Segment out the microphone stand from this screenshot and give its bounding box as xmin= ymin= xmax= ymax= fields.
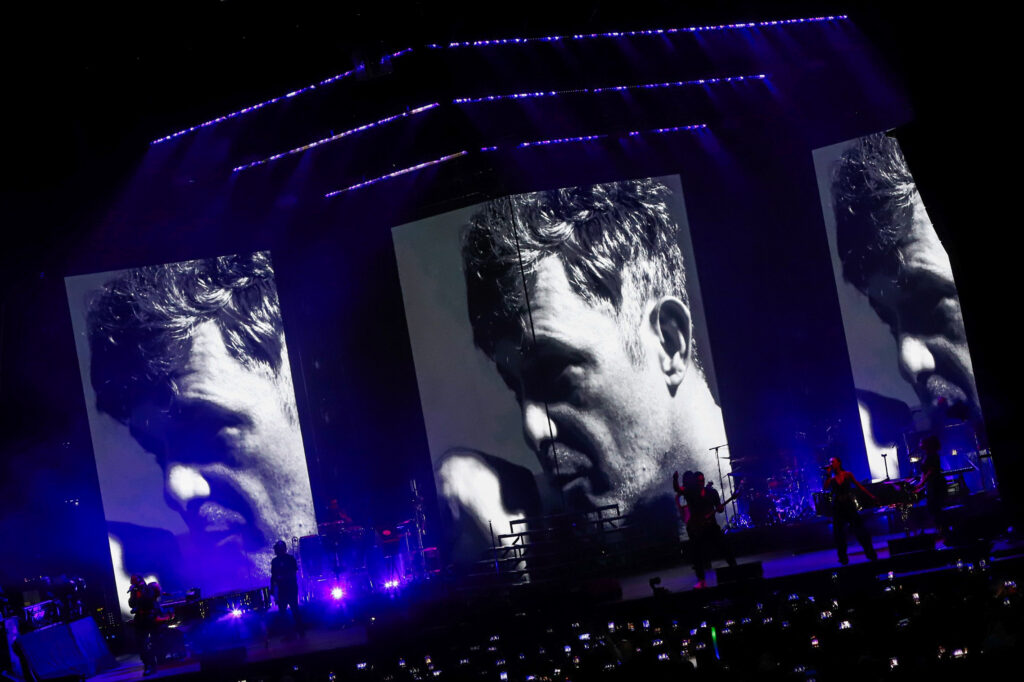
xmin=709 ymin=444 xmax=731 ymax=523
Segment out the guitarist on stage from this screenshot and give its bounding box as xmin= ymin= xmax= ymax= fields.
xmin=914 ymin=435 xmax=950 ymax=543
xmin=674 ymin=471 xmax=737 ymax=588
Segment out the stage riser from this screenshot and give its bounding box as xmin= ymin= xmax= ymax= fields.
xmin=711 ymin=494 xmax=1003 ymax=557
xmin=717 ymin=561 xmax=765 ymax=584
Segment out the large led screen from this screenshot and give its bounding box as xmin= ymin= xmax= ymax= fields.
xmin=393 ymin=175 xmax=730 ymax=568
xmin=813 ymin=133 xmax=988 ymax=486
xmin=66 ymin=251 xmax=316 ymax=612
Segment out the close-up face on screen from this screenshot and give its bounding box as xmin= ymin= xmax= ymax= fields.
xmin=66 ymin=251 xmax=316 ymax=612
xmin=393 ymin=176 xmax=729 ymax=564
xmin=814 ymin=133 xmax=984 ymax=481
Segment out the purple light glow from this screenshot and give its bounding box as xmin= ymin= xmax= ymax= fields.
xmin=151 ymin=48 xmax=415 ymax=145
xmin=331 ymin=587 xmax=344 ymax=600
xmin=231 ymin=608 xmax=242 ymax=618
xmin=233 ymin=103 xmax=440 ymax=172
xmin=427 ymin=15 xmax=847 ymax=49
xmin=454 ymin=73 xmax=766 ymax=104
xmin=324 ymin=151 xmax=468 ymax=197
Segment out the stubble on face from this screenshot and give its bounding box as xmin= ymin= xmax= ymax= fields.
xmin=496 ymin=257 xmax=676 ymax=514
xmin=865 ymin=196 xmax=979 ymax=419
xmin=158 ymin=321 xmax=316 ymax=577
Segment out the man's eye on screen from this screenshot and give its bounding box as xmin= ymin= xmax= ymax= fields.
xmin=898 ymin=296 xmax=963 ymax=340
xmin=166 ymin=432 xmax=231 ymax=465
xmin=176 ymin=401 xmax=248 ymax=431
xmin=930 ymin=299 xmax=965 ymax=339
xmin=166 ymin=407 xmax=246 ymax=462
xmin=524 ymin=362 xmax=581 ymax=403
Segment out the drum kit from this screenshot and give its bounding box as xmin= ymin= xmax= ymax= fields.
xmin=725 ymin=461 xmax=819 ymax=529
xmin=724 ymin=457 xmax=933 ymax=530
xmin=298 ymin=481 xmax=430 ymax=599
xmin=297 ymin=518 xmax=419 ymax=598
xmin=714 ymin=413 xmax=990 ymax=532
xmin=713 ymin=435 xmax=837 ymax=531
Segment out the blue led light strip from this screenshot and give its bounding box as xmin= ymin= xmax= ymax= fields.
xmin=324 ymin=151 xmax=469 ymax=197
xmin=427 ymin=15 xmax=846 ymax=48
xmin=239 ymin=73 xmax=751 ymax=174
xmin=154 ymin=15 xmax=840 ymax=145
xmin=518 ymin=133 xmax=608 ymax=147
xmin=325 ymin=124 xmax=705 ymax=196
xmin=151 ymin=48 xmax=415 ymax=145
xmin=233 ymin=103 xmax=440 ymax=172
xmin=454 ymin=73 xmax=765 ymax=104
xmin=480 ymin=123 xmax=707 ymax=150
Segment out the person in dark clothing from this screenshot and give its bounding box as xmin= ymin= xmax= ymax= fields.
xmin=916 ymin=435 xmax=949 ymax=542
xmin=127 ymin=575 xmax=162 ymax=677
xmin=324 ymin=498 xmax=353 ymax=525
xmin=270 ymin=540 xmax=304 ymax=636
xmin=824 ymin=457 xmax=879 ymax=565
xmin=675 ymin=470 xmax=736 ymax=588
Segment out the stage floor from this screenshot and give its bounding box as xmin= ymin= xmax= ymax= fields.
xmin=619 ymin=528 xmax=1023 ymax=600
xmin=87 ymin=526 xmax=1022 ymax=680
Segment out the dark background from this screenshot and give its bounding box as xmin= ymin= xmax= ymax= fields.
xmin=1 ymin=2 xmax=1016 ymax=591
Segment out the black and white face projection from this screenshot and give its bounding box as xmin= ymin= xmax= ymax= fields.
xmin=66 ymin=251 xmax=316 ymax=611
xmin=392 ymin=176 xmax=729 ymax=567
xmin=813 ymin=133 xmax=987 ymax=485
